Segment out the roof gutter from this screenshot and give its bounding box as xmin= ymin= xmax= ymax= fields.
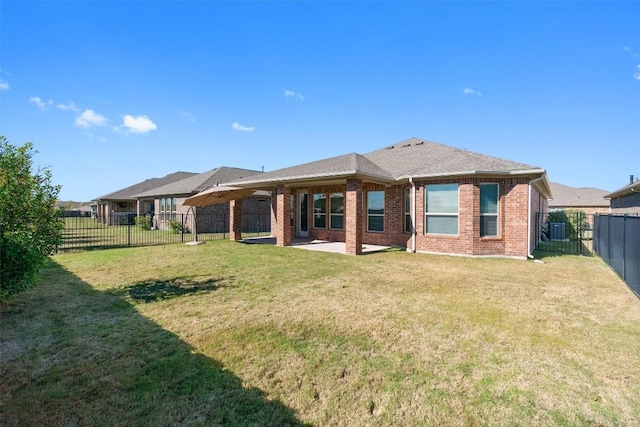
xmin=527 ymin=174 xmax=547 ymax=259
xmin=397 ymin=168 xmax=547 ymax=181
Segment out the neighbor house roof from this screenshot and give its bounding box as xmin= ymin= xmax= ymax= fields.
xmin=134 ymin=166 xmax=264 ymax=198
xmin=605 ymin=179 xmax=640 ymax=200
xmin=548 ymin=182 xmax=610 ymax=208
xmin=229 ymin=137 xmax=552 ymax=198
xmin=94 ymin=171 xmax=198 ymax=201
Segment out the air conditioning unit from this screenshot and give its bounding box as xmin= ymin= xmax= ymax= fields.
xmin=549 ymin=222 xmax=566 ymax=240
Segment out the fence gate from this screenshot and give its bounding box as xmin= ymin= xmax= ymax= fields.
xmin=534 ymin=211 xmax=594 ymax=255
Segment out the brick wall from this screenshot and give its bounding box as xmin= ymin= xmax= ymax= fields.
xmin=263 ymin=177 xmax=542 ymax=258
xmin=611 ymin=192 xmax=640 ymax=215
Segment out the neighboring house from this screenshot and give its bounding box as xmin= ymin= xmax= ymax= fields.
xmin=94 ymin=171 xmax=198 ymax=225
xmin=548 ymin=182 xmax=610 ymax=216
xmin=226 ymin=137 xmax=552 ymax=258
xmin=133 ymin=166 xmax=270 ymax=233
xmin=605 ymin=176 xmax=640 ymax=215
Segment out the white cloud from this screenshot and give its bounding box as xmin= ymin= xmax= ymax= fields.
xmin=122 ymin=114 xmax=157 ymax=134
xmin=180 ymin=111 xmax=195 ymax=122
xmin=57 ymin=101 xmax=80 ymax=112
xmin=231 ymin=121 xmax=255 ymax=132
xmin=0 ymin=81 xmax=8 ymax=91
xmin=634 ymin=65 xmax=640 ymax=81
xmin=29 ymin=96 xmax=54 ymax=109
xmin=75 ymin=109 xmax=107 ymax=128
xmin=463 ymin=87 xmax=482 ymax=96
xmin=284 ymin=89 xmax=304 ymax=100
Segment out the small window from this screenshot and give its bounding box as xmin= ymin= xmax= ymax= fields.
xmin=171 ymin=197 xmax=177 ymax=214
xmin=404 ymin=187 xmax=411 ymax=233
xmin=367 ymin=191 xmax=385 ymax=232
xmin=313 ymin=193 xmax=326 ymax=228
xmin=425 ymin=184 xmax=458 ymax=235
xmin=480 ymin=183 xmax=499 ymax=237
xmin=330 ymin=193 xmax=344 ymax=230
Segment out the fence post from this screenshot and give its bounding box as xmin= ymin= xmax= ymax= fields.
xmin=181 ymin=214 xmax=185 ymax=243
xmin=623 ymin=215 xmax=627 ymax=281
xmin=127 ymin=215 xmax=132 ymax=247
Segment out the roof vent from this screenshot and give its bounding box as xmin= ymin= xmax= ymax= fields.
xmin=631 ymin=174 xmax=635 ymax=185
xmin=415 ymin=141 xmax=424 ymax=146
xmin=387 ymin=145 xmax=395 ymax=149
xmin=402 ymin=143 xmax=411 ymax=147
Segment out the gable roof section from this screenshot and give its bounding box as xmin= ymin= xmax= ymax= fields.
xmin=94 ymin=171 xmax=197 ymax=201
xmin=230 ymin=152 xmax=394 ymax=186
xmin=229 ymin=137 xmax=549 ymax=196
xmin=134 ymin=166 xmax=263 ymax=198
xmin=605 ymin=179 xmax=640 ymax=199
xmin=549 ymin=182 xmax=610 ymax=207
xmin=365 ymin=138 xmax=543 ymax=179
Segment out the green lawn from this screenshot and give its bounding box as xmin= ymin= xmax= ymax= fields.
xmin=2 ymin=241 xmax=640 ymax=426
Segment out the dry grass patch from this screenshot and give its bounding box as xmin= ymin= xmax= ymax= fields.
xmin=2 ymin=240 xmax=640 ymax=426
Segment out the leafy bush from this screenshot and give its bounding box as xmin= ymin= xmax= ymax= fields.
xmin=168 ymin=219 xmax=183 ymax=234
xmin=0 ymin=137 xmax=63 ymax=300
xmin=546 ymin=209 xmax=587 ymax=240
xmin=135 ymin=215 xmax=152 ymax=231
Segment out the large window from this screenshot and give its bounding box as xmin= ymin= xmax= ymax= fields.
xmin=480 ymin=183 xmax=499 ymax=237
xmin=367 ymin=191 xmax=385 ymax=232
xmin=313 ymin=193 xmax=326 ymax=228
xmin=404 ymin=187 xmax=411 ymax=233
xmin=425 ymin=184 xmax=458 ymax=235
xmin=330 ymin=193 xmax=344 ymax=230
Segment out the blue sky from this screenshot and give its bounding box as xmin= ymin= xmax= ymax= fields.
xmin=1 ymin=1 xmax=638 ymax=201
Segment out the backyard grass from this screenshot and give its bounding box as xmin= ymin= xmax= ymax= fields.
xmin=2 ymin=241 xmax=640 ymax=426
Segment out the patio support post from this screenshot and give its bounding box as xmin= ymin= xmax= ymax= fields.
xmin=345 ymin=178 xmax=363 ymax=255
xmin=275 ymin=184 xmax=291 ymax=247
xmin=229 ymin=199 xmax=243 ymax=241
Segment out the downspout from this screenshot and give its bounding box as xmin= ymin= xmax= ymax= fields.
xmin=527 ymin=175 xmax=545 ymax=258
xmin=409 ymin=177 xmax=416 ymax=253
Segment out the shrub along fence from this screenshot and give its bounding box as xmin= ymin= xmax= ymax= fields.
xmin=57 ymin=212 xmax=271 ymax=253
xmin=534 ymin=211 xmax=594 ymax=255
xmin=593 ymin=214 xmax=640 ymax=298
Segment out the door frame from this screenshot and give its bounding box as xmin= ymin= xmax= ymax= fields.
xmin=298 ymin=190 xmax=309 ymax=237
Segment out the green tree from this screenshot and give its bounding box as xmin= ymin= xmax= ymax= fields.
xmin=0 ymin=136 xmax=63 ymax=300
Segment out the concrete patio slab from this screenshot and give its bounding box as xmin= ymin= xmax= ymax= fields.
xmin=241 ymin=236 xmax=391 ymax=255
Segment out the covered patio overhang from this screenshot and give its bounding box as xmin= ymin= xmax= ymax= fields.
xmin=227 ymin=173 xmax=395 ymax=255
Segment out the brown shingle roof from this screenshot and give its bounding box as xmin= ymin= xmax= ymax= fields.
xmin=229 ymin=137 xmax=548 ymax=193
xmin=94 ymin=171 xmax=197 ymax=201
xmin=134 ymin=167 xmax=263 ymax=198
xmin=366 ymin=138 xmax=541 ymax=179
xmin=549 ymin=182 xmax=610 ymax=207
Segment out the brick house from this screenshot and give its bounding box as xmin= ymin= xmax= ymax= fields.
xmin=226 ymin=137 xmax=552 ymax=258
xmin=606 ymin=176 xmax=640 ymax=215
xmin=548 ymin=182 xmax=610 ymax=223
xmin=134 ymin=166 xmax=270 ymax=233
xmin=94 ymin=171 xmax=197 ymax=225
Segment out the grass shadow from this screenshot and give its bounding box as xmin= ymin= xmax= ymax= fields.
xmin=107 ymin=277 xmax=224 ymax=303
xmin=0 ymin=259 xmax=308 ymax=426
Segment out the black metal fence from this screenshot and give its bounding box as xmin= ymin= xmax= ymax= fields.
xmin=534 ymin=211 xmax=594 ymax=255
xmin=57 ymin=212 xmax=271 ymax=253
xmin=593 ymin=214 xmax=640 ymax=297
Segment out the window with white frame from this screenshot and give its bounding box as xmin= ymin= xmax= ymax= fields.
xmin=404 ymin=187 xmax=411 ymax=233
xmin=425 ymin=184 xmax=459 ymax=235
xmin=480 ymin=183 xmax=499 ymax=237
xmin=313 ymin=193 xmax=326 ymax=228
xmin=367 ymin=191 xmax=385 ymax=232
xmin=330 ymin=193 xmax=344 ymax=230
